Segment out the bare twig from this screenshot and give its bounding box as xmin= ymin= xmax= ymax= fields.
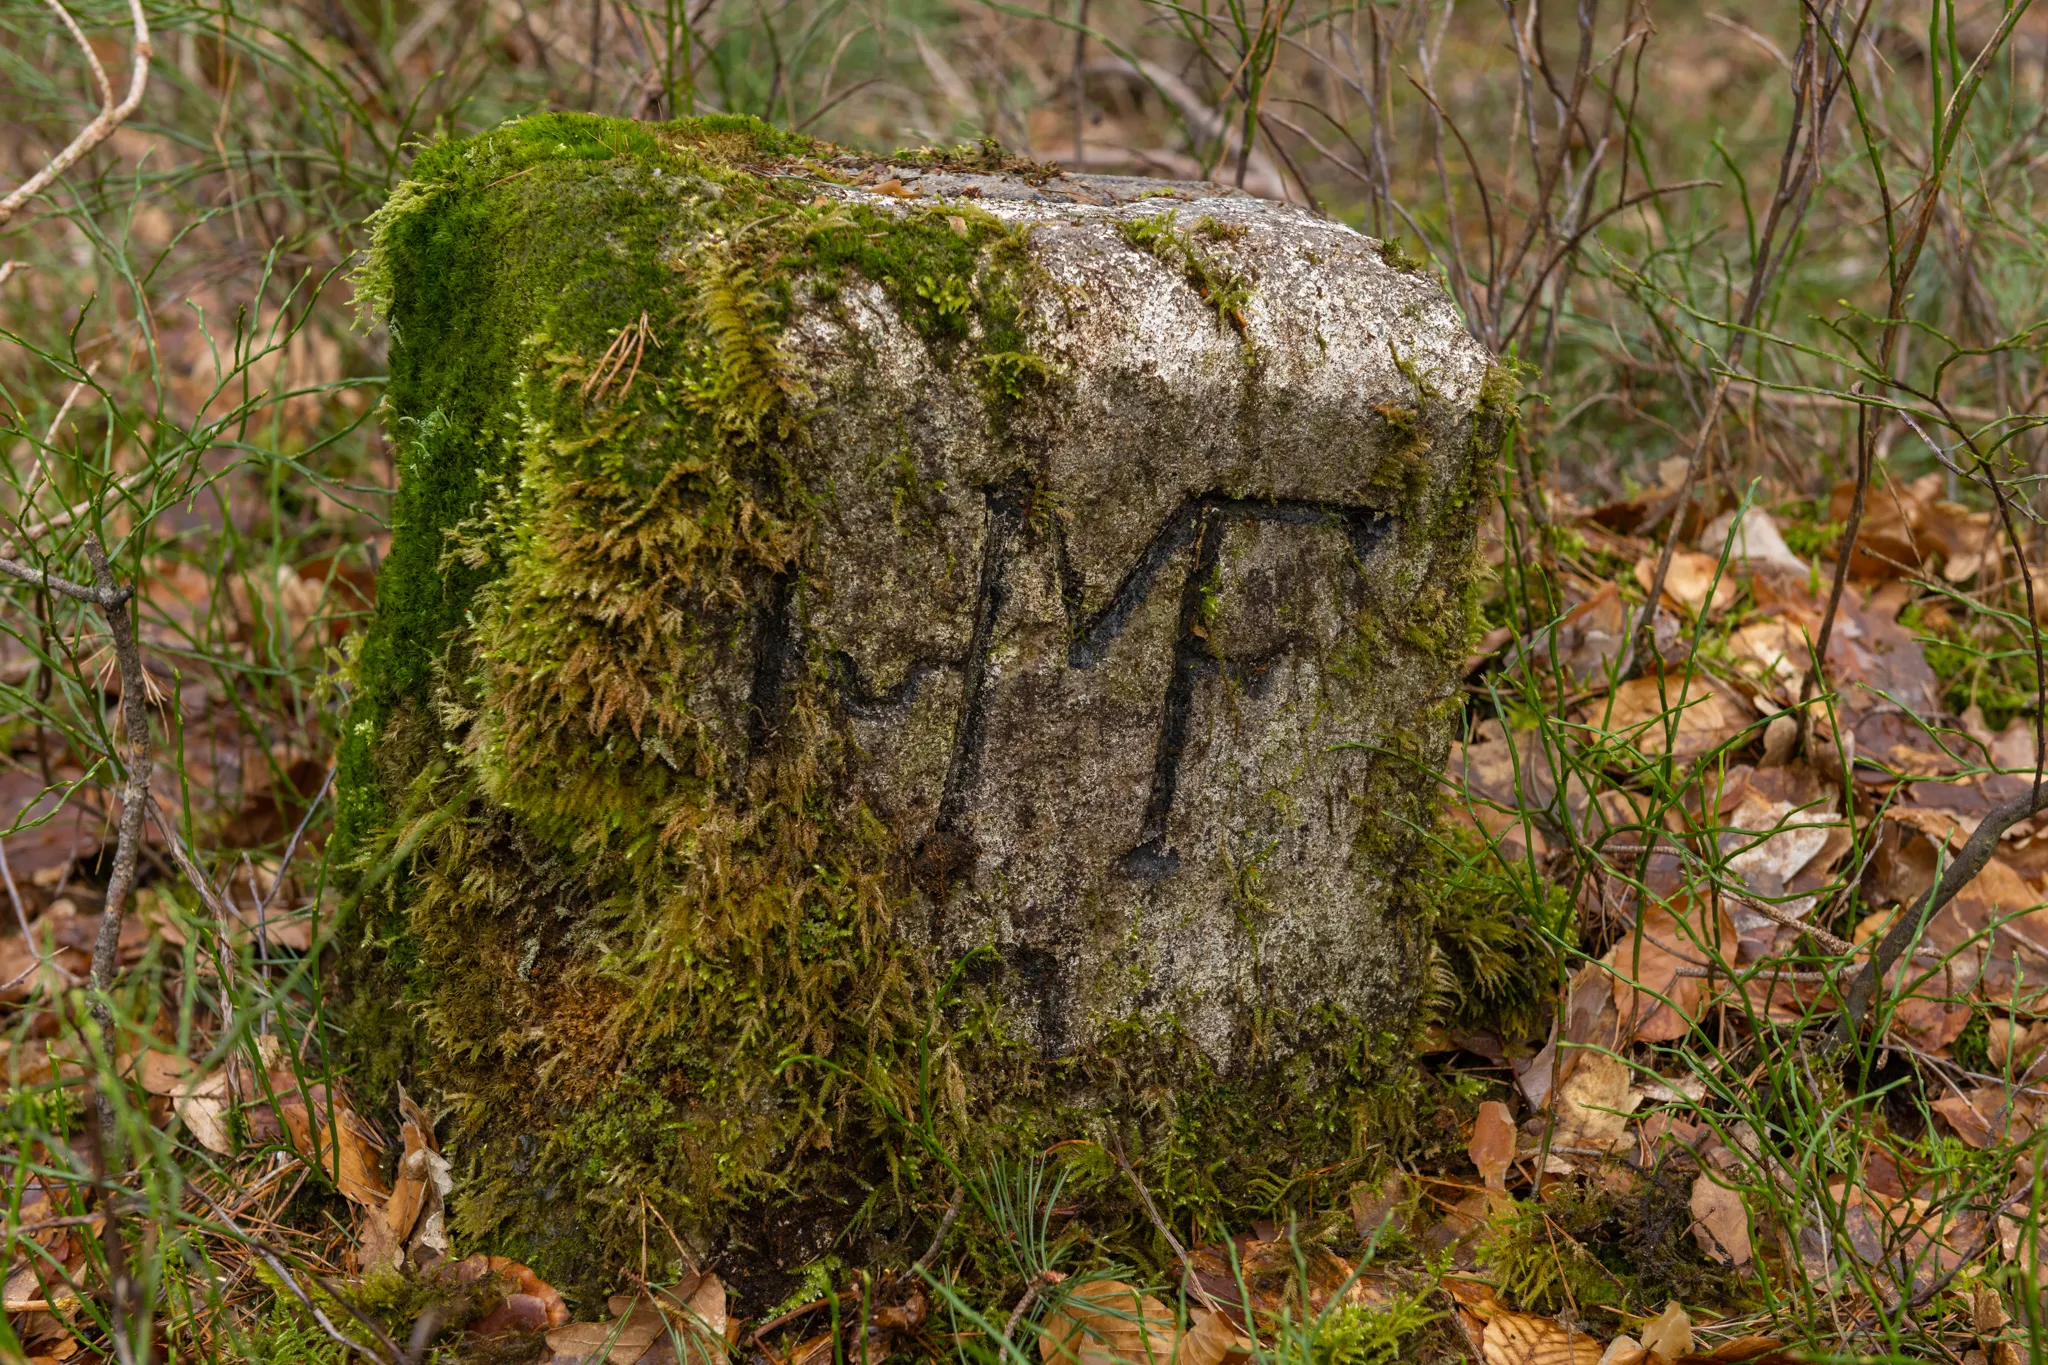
xmin=0 ymin=0 xmax=152 ymax=228
xmin=1812 ymin=0 xmax=2041 ymax=711
xmin=0 ymin=828 xmax=55 ymax=991
xmin=1724 ymin=889 xmax=1855 ymax=956
xmin=1107 ymin=1132 xmax=1224 ymax=1314
xmin=914 ymin=1185 xmax=965 ymax=1273
xmin=0 ymin=555 xmax=132 ymax=607
xmin=1843 ymin=782 xmax=2048 ymax=1030
xmin=80 ymin=536 xmax=151 ymax=1012
xmin=1001 ymin=1270 xmax=1064 ymax=1342
xmin=1633 ymin=0 xmax=1869 ymax=672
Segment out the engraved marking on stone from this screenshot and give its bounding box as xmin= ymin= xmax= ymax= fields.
xmin=908 ymin=485 xmax=1389 ymax=886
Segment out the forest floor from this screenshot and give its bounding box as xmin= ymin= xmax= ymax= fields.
xmin=6 ymin=0 xmax=2048 ymax=1360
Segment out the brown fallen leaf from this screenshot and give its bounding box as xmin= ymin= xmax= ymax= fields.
xmin=1503 ymin=582 xmax=1680 ymax=694
xmin=609 ymin=1271 xmax=727 ymax=1361
xmin=1933 ymin=1086 xmax=2041 ymax=1150
xmin=1469 ymin=1101 xmax=1516 ymax=1195
xmin=1184 ymin=1236 xmax=1374 ymax=1329
xmin=1635 ymin=552 xmax=1738 ymax=620
xmin=130 ymin=1049 xmax=196 ymax=1095
xmin=444 ymin=1254 xmax=571 ymax=1336
xmin=386 ymin=1112 xmax=432 ymax=1247
xmin=1584 ymin=672 xmax=1755 ymax=762
xmin=1637 ymin=1301 xmax=1691 ymax=1360
xmin=1479 ymin=1309 xmax=1604 ymax=1365
xmin=1727 ymin=619 xmax=1813 ymax=706
xmin=1596 ymin=1336 xmax=1644 ymax=1365
xmin=1519 ymin=959 xmax=1626 ymax=1112
xmin=547 ymin=1303 xmax=666 ymax=1365
xmin=1349 ymin=1173 xmax=1411 ymax=1244
xmin=1040 ymin=1281 xmax=1176 ymax=1365
xmin=1175 ymin=1310 xmax=1240 ymax=1365
xmin=1608 ymin=895 xmax=1739 ymax=1044
xmin=1552 ymin=1048 xmax=1640 ymax=1152
xmin=1689 ymin=1173 xmax=1752 ymax=1267
xmin=1698 ymin=507 xmax=1807 ymax=578
xmin=274 ymin=1079 xmax=390 ymax=1207
xmin=1828 ymin=472 xmax=1995 ymax=582
xmin=174 ymin=1070 xmax=234 ymax=1155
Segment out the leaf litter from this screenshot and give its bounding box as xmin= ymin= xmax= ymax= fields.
xmin=1444 ymin=487 xmax=2048 ymax=1361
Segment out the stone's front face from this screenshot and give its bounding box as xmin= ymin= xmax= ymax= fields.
xmin=790 ymin=181 xmax=1491 ymax=1066
xmin=340 ymin=115 xmax=1499 ymax=1277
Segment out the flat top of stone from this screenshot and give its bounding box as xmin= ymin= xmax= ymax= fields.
xmin=839 ymin=165 xmax=1256 ymax=207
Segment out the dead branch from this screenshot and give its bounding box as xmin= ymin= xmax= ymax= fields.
xmin=0 ymin=539 xmax=151 ymax=1137
xmin=0 ymin=0 xmax=152 ymax=229
xmin=1843 ymin=779 xmax=2048 ymax=1032
xmin=1107 ymin=1132 xmax=1225 ymax=1315
xmin=913 ymin=1185 xmax=966 ymax=1273
xmin=78 ymin=536 xmax=151 ymax=1008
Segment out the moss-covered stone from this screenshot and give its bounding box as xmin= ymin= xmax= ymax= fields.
xmin=337 ymin=112 xmax=1503 ymax=1298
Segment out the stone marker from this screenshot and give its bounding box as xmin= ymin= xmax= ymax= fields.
xmin=339 ymin=113 xmax=1506 ymax=1283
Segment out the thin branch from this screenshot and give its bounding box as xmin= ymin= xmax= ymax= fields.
xmin=0 ymin=0 xmax=152 ymax=227
xmin=914 ymin=1186 xmax=966 ymax=1273
xmin=81 ymin=534 xmax=150 ymax=1008
xmin=1107 ymin=1132 xmax=1224 ymax=1314
xmin=0 ymin=554 xmax=132 ymax=607
xmin=1843 ymin=781 xmax=2048 ymax=1029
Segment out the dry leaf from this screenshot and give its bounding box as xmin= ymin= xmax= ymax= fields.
xmin=1931 ymin=1086 xmax=2040 ymax=1150
xmin=386 ymin=1118 xmax=431 ymax=1246
xmin=1698 ymin=507 xmax=1807 ymax=578
xmin=275 ymin=1080 xmax=390 ymax=1207
xmin=614 ymin=1271 xmax=727 ymax=1361
xmin=1469 ymin=1101 xmax=1516 ymax=1194
xmin=1717 ymin=765 xmax=1842 ymax=924
xmin=1689 ymin=1174 xmax=1751 ymax=1267
xmin=1638 ymin=1302 xmax=1692 ymax=1360
xmin=1608 ymin=896 xmax=1738 ymax=1044
xmin=1635 ymin=552 xmax=1738 ymax=620
xmin=1596 ymin=1337 xmax=1644 ymax=1365
xmin=1727 ymin=620 xmax=1812 ymax=705
xmin=174 ymin=1070 xmax=233 ymax=1155
xmin=546 ymin=1304 xmax=665 ymax=1365
xmin=1349 ymin=1173 xmax=1410 ymax=1244
xmin=132 ymin=1049 xmax=195 ymax=1095
xmin=1504 ymin=583 xmax=1677 ymax=692
xmin=1479 ymin=1310 xmax=1604 ymax=1365
xmin=1175 ymin=1310 xmax=1239 ymax=1365
xmin=1585 ymin=673 xmax=1754 ymax=761
xmin=447 ymin=1254 xmax=571 ymax=1337
xmin=1040 ymin=1281 xmax=1177 ymax=1365
xmin=1553 ymin=1049 xmax=1640 ymax=1152
xmin=1184 ymin=1238 xmax=1372 ymax=1329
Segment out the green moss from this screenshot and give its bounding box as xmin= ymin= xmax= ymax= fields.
xmin=887 ymin=136 xmax=1060 ymax=184
xmin=1115 ymin=209 xmax=1254 ymax=335
xmin=1312 ymin=1294 xmax=1441 ymax=1365
xmin=1374 ymin=238 xmax=1430 ymax=274
xmin=1420 ymin=829 xmax=1570 ymax=1042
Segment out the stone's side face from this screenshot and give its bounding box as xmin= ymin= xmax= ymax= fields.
xmin=339 ymin=113 xmax=1501 ymax=1284
xmin=790 ymin=188 xmax=1489 ymax=1067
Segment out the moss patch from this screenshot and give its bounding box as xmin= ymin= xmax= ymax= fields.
xmin=1115 ymin=209 xmax=1255 ymax=335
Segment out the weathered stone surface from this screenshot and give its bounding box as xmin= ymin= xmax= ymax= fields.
xmin=339 ymin=114 xmax=1501 ymax=1276
xmin=789 ymin=176 xmax=1493 ymax=1066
